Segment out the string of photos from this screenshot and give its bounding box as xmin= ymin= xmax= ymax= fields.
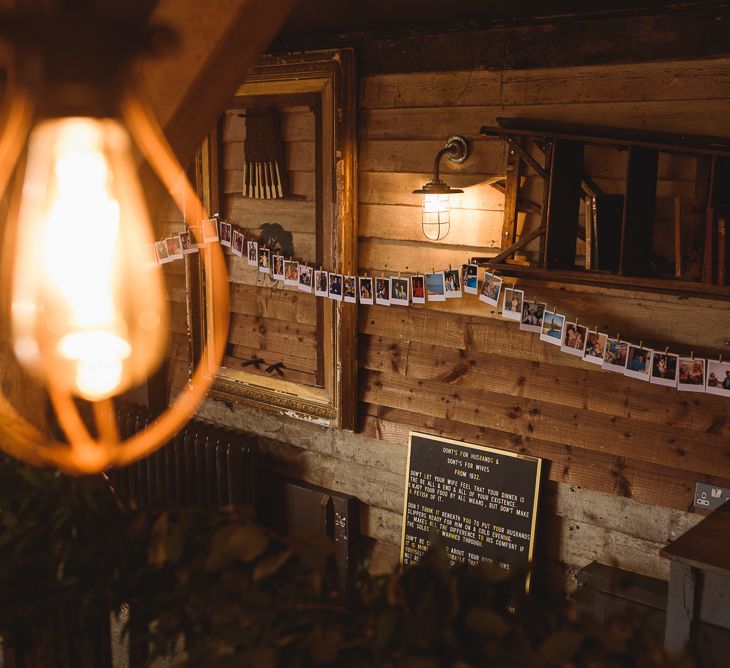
xmin=151 ymin=218 xmax=730 ymax=400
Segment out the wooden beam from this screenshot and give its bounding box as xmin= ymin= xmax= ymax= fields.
xmin=475 ymin=225 xmax=545 ymax=265
xmin=620 ymin=146 xmax=659 ymax=276
xmin=545 ymin=140 xmax=584 ymax=269
xmin=141 ymin=0 xmax=299 ymax=166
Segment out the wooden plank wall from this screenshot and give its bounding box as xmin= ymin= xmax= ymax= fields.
xmin=166 ymin=54 xmax=730 ymax=590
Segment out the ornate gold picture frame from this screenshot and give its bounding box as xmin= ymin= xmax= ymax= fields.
xmin=189 ymin=50 xmax=357 ymax=428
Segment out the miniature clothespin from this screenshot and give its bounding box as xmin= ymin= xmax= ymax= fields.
xmin=639 ymin=340 xmax=643 ymax=349
xmin=691 ymin=351 xmax=695 ymax=360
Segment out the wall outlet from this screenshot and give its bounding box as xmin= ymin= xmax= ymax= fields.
xmin=694 ymin=482 xmax=730 ymax=511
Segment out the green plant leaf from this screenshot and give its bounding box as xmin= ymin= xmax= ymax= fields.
xmin=464 ymin=607 xmax=510 ymax=638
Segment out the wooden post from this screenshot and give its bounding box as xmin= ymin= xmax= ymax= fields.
xmin=501 ymin=140 xmax=522 ymax=250
xmin=544 ymin=140 xmax=584 ymax=268
xmin=619 ymin=146 xmax=659 ymax=276
xmin=664 ymin=562 xmax=697 ymax=654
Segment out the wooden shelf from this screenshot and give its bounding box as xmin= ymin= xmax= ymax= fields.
xmin=476 ymin=262 xmax=730 ymax=302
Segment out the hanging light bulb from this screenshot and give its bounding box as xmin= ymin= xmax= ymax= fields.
xmin=0 ymin=7 xmax=229 ymax=473
xmin=412 ymin=136 xmax=469 ymax=241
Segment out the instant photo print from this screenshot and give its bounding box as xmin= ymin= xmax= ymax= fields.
xmin=426 ymin=271 xmax=446 ymax=302
xmin=650 ymin=351 xmax=678 ymax=387
xmin=520 ymin=300 xmax=546 ymax=333
xmin=329 ymin=273 xmax=344 ymax=301
xmin=501 ymin=288 xmax=524 ymax=321
xmin=706 ymin=359 xmax=730 ymax=397
xmin=603 ymin=338 xmax=629 ymax=373
xmin=678 ymin=357 xmax=705 ymax=392
xmin=391 ymin=277 xmax=410 ymax=306
xmin=359 ymin=277 xmax=374 ymax=305
xmin=375 ymin=277 xmax=391 ymax=306
xmin=463 ymin=263 xmax=478 ymax=295
xmin=411 ymin=275 xmax=426 ymax=304
xmin=479 ymin=274 xmax=503 ymax=307
xmin=625 ymin=345 xmax=653 ymax=381
xmin=540 ymin=311 xmax=565 ymax=346
xmin=315 ymin=269 xmax=329 ymax=297
xmin=561 ymin=322 xmax=588 ymax=357
xmin=583 ymin=331 xmax=607 ymax=366
xmin=284 ymin=260 xmax=300 ymax=286
xmin=247 ymin=240 xmax=258 ymax=266
xmin=343 ymin=276 xmax=357 ymax=303
xmin=444 ymin=268 xmax=462 ymax=298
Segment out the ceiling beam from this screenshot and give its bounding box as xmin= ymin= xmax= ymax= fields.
xmin=140 ymin=0 xmax=298 ymax=166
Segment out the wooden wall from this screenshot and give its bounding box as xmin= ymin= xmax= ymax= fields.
xmin=163 ymin=40 xmax=730 ymax=589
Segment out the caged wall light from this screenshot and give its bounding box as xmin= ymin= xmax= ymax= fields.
xmin=0 ymin=5 xmax=229 ymax=474
xmin=412 ymin=135 xmax=470 ymax=241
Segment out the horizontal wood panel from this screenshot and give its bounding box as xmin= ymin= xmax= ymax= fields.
xmin=356 ymin=276 xmax=730 ymax=355
xmin=360 ymin=138 xmax=505 ymax=174
xmin=221 ymin=354 xmax=317 ymax=386
xmin=360 ymin=101 xmax=730 ymax=141
xmin=227 ymin=342 xmax=318 ymax=375
xmin=223 ymin=169 xmax=314 ymax=197
xmin=229 ymin=312 xmax=318 ymax=359
xmin=359 ymin=333 xmax=730 ymax=439
xmin=360 ymin=172 xmax=505 ymax=210
xmin=223 ymin=140 xmax=314 ymax=172
xmin=361 ymin=60 xmax=730 ymax=109
xmin=223 ymin=193 xmax=316 ymax=232
xmin=222 ymin=108 xmax=315 ymax=143
xmin=230 ymin=282 xmax=317 ymax=325
xmin=360 ymin=239 xmax=494 ymax=274
xmin=360 ymin=203 xmax=503 ymax=248
xmin=360 ymin=367 xmax=730 ymax=479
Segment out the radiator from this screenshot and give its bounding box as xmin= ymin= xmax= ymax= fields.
xmin=108 ymin=403 xmax=259 ymax=511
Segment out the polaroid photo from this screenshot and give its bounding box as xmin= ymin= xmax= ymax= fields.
xmin=583 ymin=330 xmax=608 ymax=366
xmin=463 ymin=263 xmax=479 ymax=295
xmin=165 ymin=236 xmax=183 ymax=261
xmin=272 ymin=255 xmax=285 ymax=280
xmin=375 ymin=277 xmax=391 ymax=306
xmin=298 ymin=264 xmax=313 ymax=293
xmin=540 ymin=311 xmax=565 ymax=346
xmin=603 ymin=338 xmax=629 ymax=373
xmin=444 ymin=268 xmax=462 ymax=298
xmin=561 ymin=322 xmax=588 ymax=357
xmin=201 ymin=218 xmax=219 ymax=243
xmin=705 ymin=359 xmax=730 ymax=397
xmin=479 ymin=273 xmax=503 ymax=307
xmin=359 ymin=277 xmax=374 ymax=305
xmin=247 ymin=240 xmax=258 ymax=266
xmin=343 ymin=276 xmax=357 ymax=303
xmin=678 ymin=357 xmax=706 ymax=392
xmin=520 ymin=300 xmax=546 ymax=334
xmin=625 ymin=345 xmax=653 ymax=381
xmin=179 ymin=231 xmax=198 ymax=255
xmin=314 ymin=269 xmax=329 ymax=297
xmin=231 ymin=230 xmax=244 ymax=257
xmin=411 ymin=275 xmax=426 ymax=304
xmin=650 ymin=351 xmax=679 ymax=387
xmin=329 ymin=273 xmax=344 ymax=301
xmin=501 ymin=288 xmax=524 ymax=321
xmin=426 ymin=271 xmax=446 ymax=302
xmin=284 ymin=260 xmax=300 ymax=286
xmin=258 ymin=247 xmax=271 ymax=273
xmin=155 ymin=240 xmax=171 ymax=264
xmin=390 ymin=277 xmax=410 ymax=306
xmin=219 ymin=221 xmax=232 ymax=248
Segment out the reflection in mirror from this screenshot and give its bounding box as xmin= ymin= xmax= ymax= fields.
xmin=191 ymin=50 xmax=357 ymax=428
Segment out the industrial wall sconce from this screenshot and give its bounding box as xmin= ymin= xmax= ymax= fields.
xmin=412 ymin=135 xmax=470 ymax=241
xmin=0 ymin=6 xmax=229 ymax=474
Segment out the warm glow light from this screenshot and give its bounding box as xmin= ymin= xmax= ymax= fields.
xmin=10 ymin=118 xmax=168 ymax=401
xmin=422 ymin=193 xmax=451 ymax=241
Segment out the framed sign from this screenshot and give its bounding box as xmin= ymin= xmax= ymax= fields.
xmin=401 ymin=432 xmax=542 ymax=585
xmin=189 ymin=50 xmax=357 ymax=428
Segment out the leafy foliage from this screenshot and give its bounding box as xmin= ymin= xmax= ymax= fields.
xmin=0 ymin=454 xmax=693 ymax=667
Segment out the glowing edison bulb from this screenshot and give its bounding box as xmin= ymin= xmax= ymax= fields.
xmin=10 ymin=117 xmax=168 ymax=401
xmin=421 ymin=193 xmax=451 ymax=241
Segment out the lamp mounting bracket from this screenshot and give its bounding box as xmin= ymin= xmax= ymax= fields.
xmin=445 ymin=135 xmax=469 ymax=163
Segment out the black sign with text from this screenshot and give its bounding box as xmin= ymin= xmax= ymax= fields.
xmin=401 ymin=432 xmax=542 ymax=575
